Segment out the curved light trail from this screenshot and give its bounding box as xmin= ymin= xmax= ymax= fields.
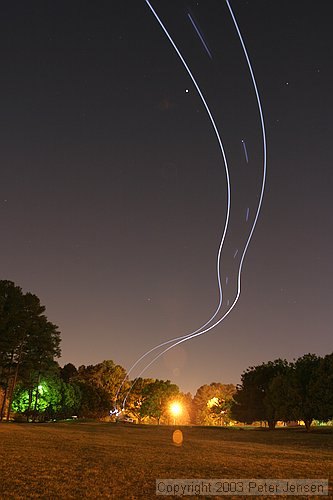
xmin=120 ymin=0 xmax=267 ymax=410
xmin=115 ymin=0 xmax=232 ymax=404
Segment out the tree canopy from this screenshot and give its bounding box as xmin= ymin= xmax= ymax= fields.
xmin=231 ymin=355 xmax=333 ymax=430
xmin=139 ymin=379 xmax=180 ymax=424
xmin=193 ymin=383 xmax=236 ymax=425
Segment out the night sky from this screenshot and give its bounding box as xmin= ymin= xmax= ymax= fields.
xmin=1 ymin=1 xmax=332 ymax=395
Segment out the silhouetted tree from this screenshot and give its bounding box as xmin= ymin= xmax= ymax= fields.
xmin=231 ymin=359 xmax=289 ymax=429
xmin=0 ymin=280 xmax=61 ymax=420
xmin=288 ymin=354 xmax=322 ymax=430
xmin=76 ymin=381 xmax=110 ymax=418
xmin=60 ymin=363 xmax=78 ymax=383
xmin=313 ymin=353 xmax=333 ymax=423
xmin=77 ymin=360 xmax=126 ymax=401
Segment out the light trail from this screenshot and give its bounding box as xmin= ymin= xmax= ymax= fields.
xmin=242 ymin=139 xmax=249 ymax=163
xmin=246 ymin=207 xmax=250 ymax=222
xmin=115 ymin=0 xmax=231 ymax=404
xmin=121 ymin=0 xmax=267 ymax=409
xmin=187 ymin=11 xmax=213 ymax=59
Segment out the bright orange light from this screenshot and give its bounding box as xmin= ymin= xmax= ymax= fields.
xmin=170 ymin=402 xmax=182 ymax=417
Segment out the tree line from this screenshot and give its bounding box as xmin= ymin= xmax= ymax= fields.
xmin=231 ymin=354 xmax=333 ymax=430
xmin=0 ymin=281 xmax=235 ymax=424
xmin=1 ymin=280 xmax=332 ymax=429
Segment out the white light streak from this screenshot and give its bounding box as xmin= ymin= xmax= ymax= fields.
xmin=187 ymin=12 xmax=213 ymax=59
xmin=242 ymin=139 xmax=249 ymax=163
xmin=116 ymin=0 xmax=232 ymax=404
xmin=120 ymin=0 xmax=267 ymax=409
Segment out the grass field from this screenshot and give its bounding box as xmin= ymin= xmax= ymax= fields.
xmin=0 ymin=422 xmax=332 ymax=499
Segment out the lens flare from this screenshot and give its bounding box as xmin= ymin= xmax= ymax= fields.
xmin=172 ymin=429 xmax=183 ymax=446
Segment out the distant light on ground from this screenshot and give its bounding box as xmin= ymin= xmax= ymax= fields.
xmin=170 ymin=402 xmax=182 ymax=417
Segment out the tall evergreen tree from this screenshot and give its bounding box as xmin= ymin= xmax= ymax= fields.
xmin=0 ymin=280 xmax=61 ymax=420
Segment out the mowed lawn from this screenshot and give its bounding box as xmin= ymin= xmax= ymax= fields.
xmin=0 ymin=423 xmax=332 ymax=499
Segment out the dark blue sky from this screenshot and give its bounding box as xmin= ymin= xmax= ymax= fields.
xmin=1 ymin=1 xmax=332 ymax=394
